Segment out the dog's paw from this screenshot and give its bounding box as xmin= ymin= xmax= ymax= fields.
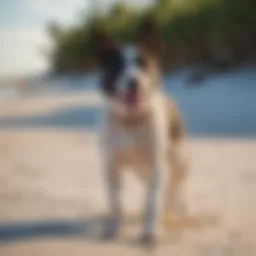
xmin=137 ymin=234 xmax=156 ymax=247
xmin=137 ymin=229 xmax=166 ymax=248
xmin=99 ymin=217 xmax=121 ymax=241
xmin=100 ymin=228 xmax=119 ymax=241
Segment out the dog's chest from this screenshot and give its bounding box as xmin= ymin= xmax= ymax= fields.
xmin=101 ymin=93 xmax=170 ymax=167
xmin=104 ymin=122 xmax=155 ymax=170
xmin=108 ymin=122 xmax=153 ymax=152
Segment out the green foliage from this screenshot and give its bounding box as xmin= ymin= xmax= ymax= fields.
xmin=46 ymin=0 xmax=256 ymax=73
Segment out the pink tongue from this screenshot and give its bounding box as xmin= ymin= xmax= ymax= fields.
xmin=125 ymin=92 xmax=137 ymax=107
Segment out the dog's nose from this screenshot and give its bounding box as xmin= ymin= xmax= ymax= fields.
xmin=128 ymin=78 xmax=139 ymax=93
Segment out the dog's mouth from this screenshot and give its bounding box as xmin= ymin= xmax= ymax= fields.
xmin=121 ymin=91 xmax=139 ymax=109
xmin=108 ymin=91 xmax=151 ymax=121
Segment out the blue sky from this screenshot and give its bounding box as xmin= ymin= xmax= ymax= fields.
xmin=0 ymin=0 xmax=152 ymax=77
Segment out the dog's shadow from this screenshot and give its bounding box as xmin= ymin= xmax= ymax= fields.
xmin=0 ymin=214 xmax=220 ymax=250
xmin=0 ymin=216 xmax=156 ymax=248
xmin=0 ymin=216 xmax=113 ymax=244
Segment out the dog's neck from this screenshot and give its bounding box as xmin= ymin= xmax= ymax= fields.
xmin=111 ymin=109 xmax=152 ymax=128
xmin=107 ymin=92 xmax=162 ymax=129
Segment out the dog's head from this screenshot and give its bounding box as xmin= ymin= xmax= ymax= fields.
xmin=92 ymin=18 xmax=161 ymax=119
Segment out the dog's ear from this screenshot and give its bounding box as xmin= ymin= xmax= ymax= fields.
xmin=90 ymin=29 xmax=124 ymax=95
xmin=90 ymin=29 xmax=121 ymax=68
xmin=136 ymin=17 xmax=159 ymax=55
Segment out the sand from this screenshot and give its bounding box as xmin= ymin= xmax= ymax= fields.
xmin=0 ymin=91 xmax=256 ymax=255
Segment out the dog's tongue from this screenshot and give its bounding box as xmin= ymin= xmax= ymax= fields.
xmin=124 ymin=92 xmax=138 ymax=107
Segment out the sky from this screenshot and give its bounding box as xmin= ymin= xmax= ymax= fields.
xmin=0 ymin=0 xmax=152 ymax=77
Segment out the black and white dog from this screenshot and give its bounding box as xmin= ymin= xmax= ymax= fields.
xmin=92 ymin=18 xmax=189 ymax=245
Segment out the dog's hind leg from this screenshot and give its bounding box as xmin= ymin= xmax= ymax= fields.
xmin=164 ymin=161 xmax=187 ymax=216
xmin=164 ymin=99 xmax=189 ymax=216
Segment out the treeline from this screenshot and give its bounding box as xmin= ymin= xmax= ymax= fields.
xmin=47 ymin=0 xmax=256 ymax=74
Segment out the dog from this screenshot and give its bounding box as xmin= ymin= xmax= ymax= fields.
xmin=92 ymin=18 xmax=189 ymax=245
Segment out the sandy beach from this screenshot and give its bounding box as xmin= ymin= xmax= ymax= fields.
xmin=0 ymin=90 xmax=256 ymax=255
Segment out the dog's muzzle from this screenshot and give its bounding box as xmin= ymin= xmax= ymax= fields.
xmin=122 ymin=78 xmax=140 ymax=107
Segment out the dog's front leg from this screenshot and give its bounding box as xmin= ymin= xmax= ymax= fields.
xmin=101 ymin=157 xmax=122 ymax=239
xmin=139 ymin=125 xmax=169 ymax=245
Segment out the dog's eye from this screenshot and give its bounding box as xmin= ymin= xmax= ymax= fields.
xmin=136 ymin=56 xmax=147 ymax=69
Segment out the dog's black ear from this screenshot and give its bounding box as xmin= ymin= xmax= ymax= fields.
xmin=90 ymin=29 xmax=124 ymax=95
xmin=136 ymin=17 xmax=159 ymax=55
xmin=90 ymin=29 xmax=121 ymax=68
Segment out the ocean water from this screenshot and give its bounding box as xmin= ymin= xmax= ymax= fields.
xmin=0 ymin=87 xmax=19 ymax=101
xmin=0 ymin=67 xmax=256 ymax=137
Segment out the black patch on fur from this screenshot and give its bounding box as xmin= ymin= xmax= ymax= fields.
xmin=98 ymin=49 xmax=124 ymax=96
